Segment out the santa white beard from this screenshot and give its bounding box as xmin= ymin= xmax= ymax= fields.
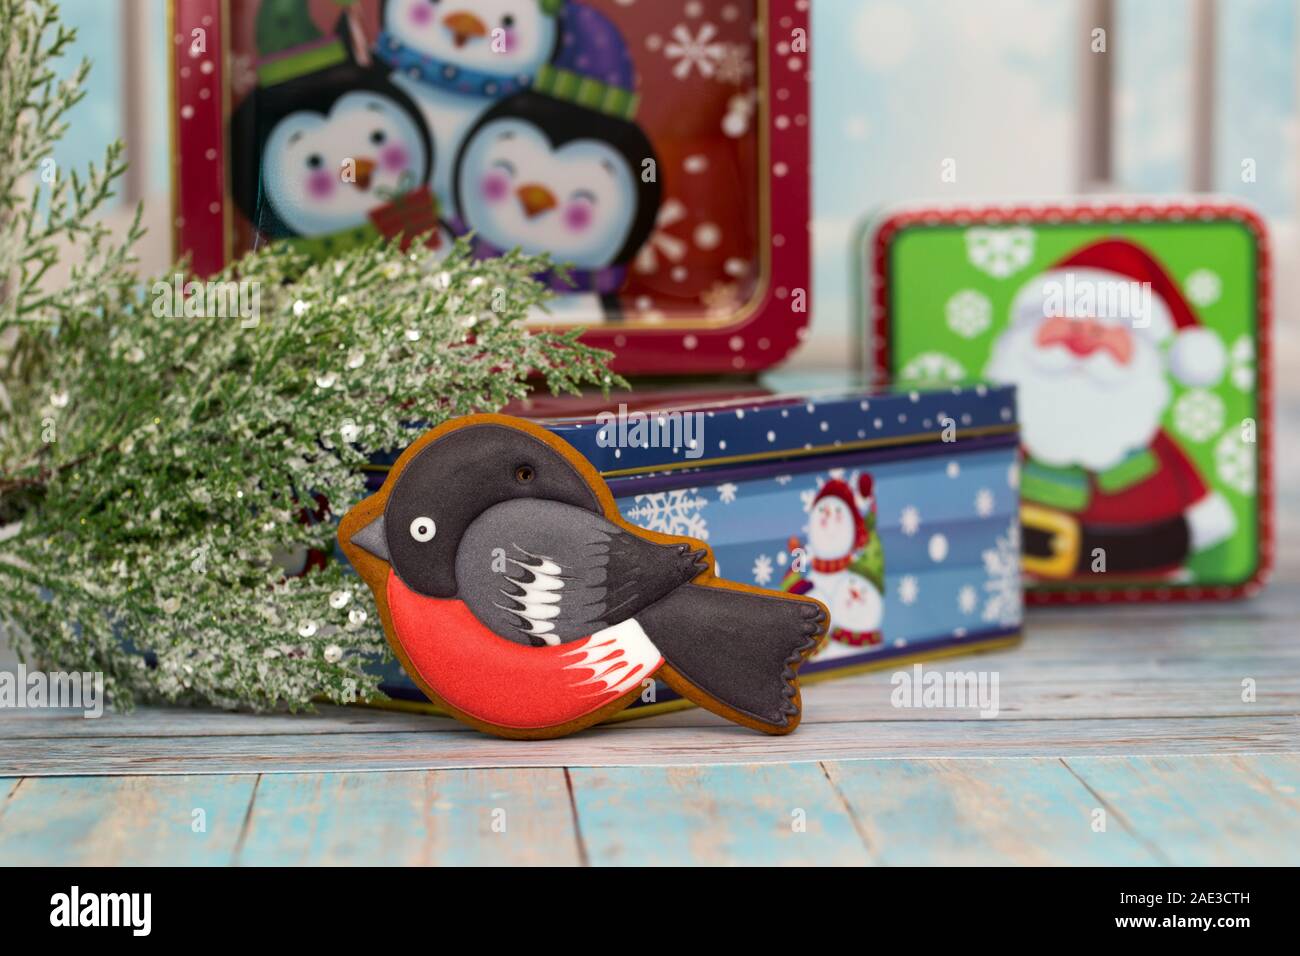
xmin=985 ymin=323 xmax=1170 ymax=472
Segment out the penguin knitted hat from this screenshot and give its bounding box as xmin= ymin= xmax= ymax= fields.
xmin=534 ymin=2 xmax=639 ymax=120
xmin=254 ymin=0 xmax=348 ymax=87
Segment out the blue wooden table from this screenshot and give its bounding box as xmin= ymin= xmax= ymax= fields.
xmin=2 ymin=576 xmax=1298 ymax=865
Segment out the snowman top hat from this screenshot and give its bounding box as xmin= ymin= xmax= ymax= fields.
xmin=533 ymin=2 xmax=639 ymax=120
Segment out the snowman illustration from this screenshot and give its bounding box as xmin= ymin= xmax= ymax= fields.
xmin=782 ymin=474 xmax=886 ymax=648
xmin=452 ymin=3 xmax=661 ymax=323
xmin=232 ymin=1 xmax=452 ymax=258
xmin=375 ymin=0 xmax=564 ymax=220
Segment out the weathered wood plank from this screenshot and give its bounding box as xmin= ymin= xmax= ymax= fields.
xmin=0 ymin=778 xmax=19 ymax=824
xmin=0 ymin=775 xmax=255 ymax=865
xmin=0 ymin=704 xmax=458 ymax=739
xmin=1063 ymin=754 xmax=1300 ymax=866
xmin=6 ymin=617 xmax=1298 ymax=742
xmin=571 ymin=763 xmax=869 ymax=866
xmin=825 ymin=757 xmax=1157 ymax=865
xmin=643 ymin=676 xmax=1300 ymax=727
xmin=7 ymin=670 xmax=1295 ymax=744
xmin=3 ymin=717 xmax=1295 ymax=777
xmin=1240 ymin=752 xmax=1300 ymax=793
xmin=236 ymin=769 xmax=580 ymax=865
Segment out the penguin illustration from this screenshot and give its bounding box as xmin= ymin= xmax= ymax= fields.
xmin=375 ymin=0 xmax=564 ymax=220
xmin=232 ymin=3 xmax=448 ymax=257
xmin=340 ymin=415 xmax=828 ymax=739
xmin=452 ymin=4 xmax=660 ymax=322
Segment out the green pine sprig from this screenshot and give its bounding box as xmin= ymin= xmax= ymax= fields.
xmin=0 ymin=0 xmax=626 ymax=710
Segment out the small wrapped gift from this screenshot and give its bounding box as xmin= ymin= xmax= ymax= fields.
xmin=368 ymin=178 xmax=442 ymax=252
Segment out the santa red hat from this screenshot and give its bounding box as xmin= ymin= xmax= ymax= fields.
xmin=1009 ymin=238 xmax=1226 ymax=387
xmin=812 ymin=474 xmax=874 ymax=552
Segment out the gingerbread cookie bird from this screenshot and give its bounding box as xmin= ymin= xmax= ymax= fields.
xmin=339 ymin=415 xmax=829 ymax=739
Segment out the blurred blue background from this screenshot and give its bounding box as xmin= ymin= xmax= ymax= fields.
xmin=811 ymin=0 xmax=1296 ymax=359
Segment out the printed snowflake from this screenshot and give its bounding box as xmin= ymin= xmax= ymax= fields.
xmin=624 ymin=489 xmax=710 ymax=539
xmin=665 ymin=23 xmax=726 ymax=79
xmin=752 ymin=554 xmax=774 ymax=586
xmin=945 ymin=290 xmax=993 ymax=339
xmin=1173 ymin=388 xmax=1225 ymax=443
xmin=1229 ymin=335 xmax=1255 ymax=392
xmin=1184 ymin=268 xmax=1222 ymax=307
xmin=1215 ymin=428 xmax=1256 ymax=497
xmin=981 ymin=520 xmax=1022 ymax=628
xmin=1007 ymin=461 xmax=1020 ymax=490
xmin=717 ymin=482 xmax=739 ymax=504
xmin=722 ymin=93 xmax=754 ymax=138
xmin=714 ymin=43 xmax=754 ymax=85
xmin=634 ymin=199 xmax=689 ymax=275
xmin=899 ymin=351 xmax=967 ymax=385
xmin=898 ymin=575 xmax=919 ymax=606
xmin=975 ymin=487 xmax=995 ymax=517
xmin=965 ymin=228 xmax=1035 ymax=279
xmin=900 ymin=505 xmax=921 ymax=536
xmin=958 ymin=585 xmax=978 ymax=615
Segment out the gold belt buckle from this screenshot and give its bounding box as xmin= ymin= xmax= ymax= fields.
xmin=1021 ymin=504 xmax=1081 ymax=579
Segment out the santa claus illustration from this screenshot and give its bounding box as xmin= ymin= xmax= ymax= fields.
xmin=986 ymin=238 xmax=1236 ymax=580
xmin=783 ymin=474 xmax=885 ymax=646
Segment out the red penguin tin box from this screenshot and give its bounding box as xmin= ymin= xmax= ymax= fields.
xmin=169 ymin=0 xmax=812 ymax=374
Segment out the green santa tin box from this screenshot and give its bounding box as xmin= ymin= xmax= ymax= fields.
xmin=864 ymin=199 xmax=1272 ymax=605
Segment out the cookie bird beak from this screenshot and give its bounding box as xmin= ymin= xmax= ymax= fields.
xmin=350 ymin=514 xmax=390 ymax=562
xmin=444 ymin=11 xmax=488 ymax=48
xmin=352 ymin=157 xmax=376 ymax=191
xmin=517 ymin=183 xmax=558 ymax=219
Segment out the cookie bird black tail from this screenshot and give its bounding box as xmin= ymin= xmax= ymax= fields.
xmin=639 ymin=584 xmax=828 ymax=733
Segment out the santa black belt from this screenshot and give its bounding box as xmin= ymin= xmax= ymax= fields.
xmin=1021 ymin=506 xmax=1190 ymax=578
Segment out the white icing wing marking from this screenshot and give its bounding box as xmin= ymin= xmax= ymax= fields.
xmin=561 ymin=619 xmax=663 ymax=698
xmin=495 ymin=548 xmax=566 ymax=645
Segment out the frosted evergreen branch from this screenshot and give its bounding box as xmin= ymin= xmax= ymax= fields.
xmin=0 ymin=0 xmax=626 ymax=711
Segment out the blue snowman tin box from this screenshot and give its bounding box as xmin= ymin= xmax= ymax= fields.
xmin=354 ymin=376 xmax=1024 ymax=718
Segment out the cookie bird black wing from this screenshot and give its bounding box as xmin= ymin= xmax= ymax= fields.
xmin=454 ymin=498 xmax=708 ymax=647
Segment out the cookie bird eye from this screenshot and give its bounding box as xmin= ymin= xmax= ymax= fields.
xmin=502 ymin=14 xmax=515 ymax=27
xmin=409 ymin=516 xmax=437 ymax=542
xmin=306 ymin=153 xmax=324 ymax=169
xmin=514 ymin=464 xmax=535 ymax=484
xmin=370 ymin=129 xmax=386 ymax=145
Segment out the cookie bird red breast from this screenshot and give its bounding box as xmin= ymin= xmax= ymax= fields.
xmin=338 ymin=414 xmax=829 ymax=739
